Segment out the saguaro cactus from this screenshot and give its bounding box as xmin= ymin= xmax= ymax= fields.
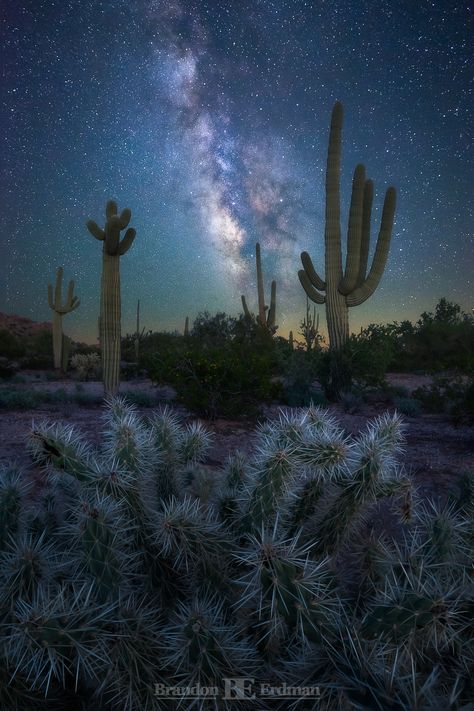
xmin=241 ymin=242 xmax=277 ymax=334
xmin=86 ymin=200 xmax=136 ymax=396
xmin=47 ymin=267 xmax=80 ymax=371
xmin=298 ymin=101 xmax=396 ymax=352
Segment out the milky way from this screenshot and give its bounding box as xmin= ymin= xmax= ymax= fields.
xmin=2 ymin=0 xmax=472 ymax=342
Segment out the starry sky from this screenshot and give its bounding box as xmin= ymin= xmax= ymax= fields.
xmin=2 ymin=0 xmax=472 ymax=344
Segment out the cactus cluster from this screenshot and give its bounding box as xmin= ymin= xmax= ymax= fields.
xmin=47 ymin=267 xmax=80 ymax=372
xmin=0 ymin=402 xmax=472 ymax=709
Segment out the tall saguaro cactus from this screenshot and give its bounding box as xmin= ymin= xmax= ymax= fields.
xmin=86 ymin=200 xmax=136 ymax=396
xmin=299 ymin=102 xmax=396 ymax=347
xmin=48 ymin=267 xmax=80 ymax=371
xmin=241 ymin=242 xmax=277 ymax=334
xmin=298 ymin=102 xmax=396 ymax=394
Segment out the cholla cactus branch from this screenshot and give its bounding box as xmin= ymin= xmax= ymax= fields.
xmin=0 ymin=402 xmax=472 ymax=707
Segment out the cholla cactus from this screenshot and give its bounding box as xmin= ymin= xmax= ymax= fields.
xmin=1 ymin=403 xmax=472 ymax=709
xmin=71 ymin=352 xmax=101 ymax=380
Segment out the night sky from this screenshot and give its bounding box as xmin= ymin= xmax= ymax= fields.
xmin=2 ymin=0 xmax=472 ymax=344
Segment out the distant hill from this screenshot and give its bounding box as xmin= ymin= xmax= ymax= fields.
xmin=0 ymin=312 xmax=52 ymax=338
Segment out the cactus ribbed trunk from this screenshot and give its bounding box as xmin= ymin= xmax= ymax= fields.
xmin=86 ymin=200 xmax=136 ymax=398
xmin=256 ymin=243 xmax=266 ymax=326
xmin=325 ymin=284 xmax=348 ymax=351
xmin=48 ymin=267 xmax=80 ymax=372
xmin=101 ymin=251 xmax=121 ymax=396
xmin=52 ymin=312 xmax=63 ymax=370
xmin=324 ymin=100 xmax=349 ymax=352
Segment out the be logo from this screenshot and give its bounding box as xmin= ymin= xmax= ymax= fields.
xmin=223 ymin=678 xmax=256 ymax=700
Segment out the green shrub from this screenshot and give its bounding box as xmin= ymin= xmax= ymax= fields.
xmin=413 ymin=374 xmax=474 ymax=423
xmin=340 ymin=389 xmax=364 ymax=413
xmin=0 ymin=388 xmax=41 ymax=410
xmin=393 ymin=396 xmax=422 ymax=417
xmin=121 ymin=390 xmax=157 ymax=408
xmin=161 ymin=342 xmax=280 ymax=418
xmin=145 ymin=314 xmax=280 ymax=418
xmin=0 ymin=330 xmax=25 ymax=359
xmin=280 ymin=348 xmax=323 ymax=406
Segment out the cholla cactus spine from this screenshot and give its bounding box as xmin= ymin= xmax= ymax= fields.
xmin=2 ymin=402 xmax=472 ymax=709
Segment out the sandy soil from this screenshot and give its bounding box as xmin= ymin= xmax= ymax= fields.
xmin=0 ymin=374 xmax=472 ymax=505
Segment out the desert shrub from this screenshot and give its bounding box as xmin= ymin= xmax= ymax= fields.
xmin=450 ymin=378 xmax=474 ymax=424
xmin=387 ymin=384 xmax=410 ymax=398
xmin=315 ymin=326 xmax=394 ymax=400
xmin=190 ymin=310 xmax=239 ymax=344
xmin=393 ymin=396 xmax=422 ymax=417
xmin=398 ymin=299 xmax=474 ymax=372
xmin=340 ymin=389 xmax=364 ymax=413
xmin=413 ymin=374 xmax=474 ymax=423
xmin=347 ymin=325 xmax=396 ymax=386
xmin=136 ymin=332 xmax=188 ymax=374
xmin=72 ymin=391 xmax=103 ymax=407
xmin=145 ymin=313 xmax=279 ymax=418
xmin=155 ymin=341 xmax=280 ymax=418
xmin=0 ymin=401 xmax=472 ymax=708
xmin=280 ymin=348 xmax=323 ymax=406
xmin=121 ymin=390 xmax=158 ymax=408
xmin=0 ymin=387 xmax=42 ymax=410
xmin=0 ymin=330 xmax=25 ymax=359
xmin=20 ymin=329 xmax=54 ymax=369
xmin=0 ymin=357 xmax=20 ymax=379
xmin=71 ymin=352 xmax=101 ymax=381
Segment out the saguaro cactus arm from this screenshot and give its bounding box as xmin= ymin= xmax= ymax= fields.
xmin=339 ymin=164 xmax=366 ymax=295
xmin=356 ymin=179 xmax=374 ymax=287
xmin=346 ymin=186 xmax=396 ymax=307
xmin=267 ymin=280 xmax=277 ymax=331
xmin=241 ymin=295 xmax=252 ymax=320
xmin=298 ymin=250 xmax=325 ymax=304
xmin=86 ymin=200 xmax=136 ymax=256
xmin=48 ymin=268 xmax=80 ymax=314
xmin=255 ymin=243 xmax=266 ymax=326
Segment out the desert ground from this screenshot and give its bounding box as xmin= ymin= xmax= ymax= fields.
xmin=1 ymin=372 xmax=472 ymax=507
